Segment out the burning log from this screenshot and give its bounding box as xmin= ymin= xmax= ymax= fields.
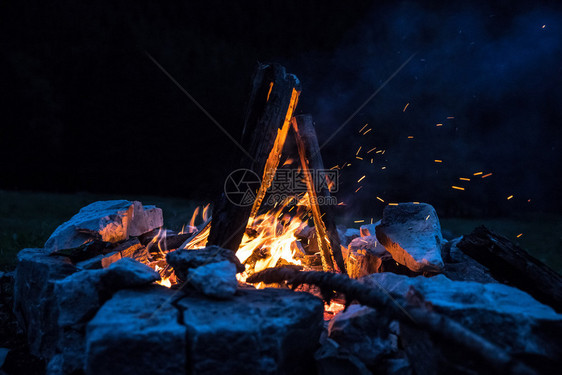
xmin=208 ymin=63 xmax=301 ymax=251
xmin=247 ymin=267 xmax=536 ymax=375
xmin=457 ymin=225 xmax=562 ymax=312
xmin=292 ymin=114 xmax=347 ymax=274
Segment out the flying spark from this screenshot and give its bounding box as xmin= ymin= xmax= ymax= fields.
xmin=403 ymin=103 xmax=410 ymax=112
xmin=452 ymin=186 xmax=465 ymax=191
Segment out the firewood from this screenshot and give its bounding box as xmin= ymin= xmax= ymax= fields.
xmin=292 ymin=115 xmax=347 ymax=274
xmin=247 ymin=267 xmax=536 ymax=375
xmin=207 ymin=63 xmax=301 ymax=251
xmin=457 ymin=225 xmax=562 ymax=312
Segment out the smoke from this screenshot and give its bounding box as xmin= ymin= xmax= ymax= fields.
xmin=289 ymin=1 xmax=562 ymax=216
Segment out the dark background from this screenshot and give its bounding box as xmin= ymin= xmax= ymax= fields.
xmin=1 ymin=0 xmax=561 ymax=219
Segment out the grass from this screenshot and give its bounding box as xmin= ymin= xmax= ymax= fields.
xmin=1 ymin=190 xmax=560 ymax=274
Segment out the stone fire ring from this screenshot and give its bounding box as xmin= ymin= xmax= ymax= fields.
xmin=13 ymin=248 xmax=324 ymax=375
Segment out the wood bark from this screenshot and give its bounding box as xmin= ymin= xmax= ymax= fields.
xmin=457 ymin=225 xmax=562 ymax=312
xmin=207 ymin=63 xmax=301 ymax=251
xmin=292 ymin=115 xmax=347 ymax=274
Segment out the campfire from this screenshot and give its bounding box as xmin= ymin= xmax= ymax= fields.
xmin=9 ymin=64 xmax=562 ymax=375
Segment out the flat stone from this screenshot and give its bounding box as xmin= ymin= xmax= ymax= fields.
xmin=375 ymin=203 xmax=444 ymax=273
xmin=188 ymin=260 xmax=238 ymax=299
xmin=86 ymin=286 xmax=186 ymax=375
xmin=102 ymin=257 xmax=160 ymax=288
xmin=178 ymin=287 xmax=324 ymax=375
xmin=45 ymin=200 xmax=163 ymax=253
xmin=166 ymin=246 xmax=244 ymax=282
xmin=361 ymin=273 xmax=562 ymax=361
xmin=12 ymin=248 xmax=76 ymax=359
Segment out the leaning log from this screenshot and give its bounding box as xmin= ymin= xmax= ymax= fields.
xmin=292 ymin=115 xmax=346 ymax=274
xmin=457 ymin=225 xmax=562 ymax=312
xmin=207 ymin=63 xmax=301 ymax=251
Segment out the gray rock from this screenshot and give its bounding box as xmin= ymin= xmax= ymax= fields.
xmin=12 ymin=248 xmax=76 ymax=359
xmin=345 ymin=236 xmax=392 ymax=278
xmin=0 ymin=348 xmax=9 ymax=368
xmin=102 ymin=257 xmax=160 ymax=287
xmin=188 ymin=260 xmax=238 ymax=298
xmin=166 ymin=245 xmax=244 ymax=282
xmin=338 ymin=227 xmax=361 ymax=247
xmin=45 ymin=200 xmax=163 ymax=253
xmin=55 ymin=258 xmax=160 ymax=329
xmin=375 ymin=203 xmax=444 ymax=273
xmin=441 ymin=237 xmax=497 ymax=283
xmin=359 ymin=221 xmax=380 ymax=237
xmin=86 ymin=286 xmax=187 ymax=375
xmin=328 ymin=305 xmax=397 ymax=366
xmin=178 ymin=287 xmax=324 ymax=375
xmin=315 ymin=338 xmax=373 ymax=375
xmin=361 ymin=273 xmax=562 ymax=361
xmin=55 ymin=270 xmax=105 ymax=328
xmin=51 ymin=258 xmax=160 ymax=374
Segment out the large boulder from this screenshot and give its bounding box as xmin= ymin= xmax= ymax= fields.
xmin=178 ymin=287 xmax=324 ymax=375
xmin=361 ymin=273 xmax=562 ymax=365
xmin=45 ymin=200 xmax=163 ymax=253
xmin=85 ymin=286 xmax=187 ymax=375
xmin=375 ymin=203 xmax=444 ymax=273
xmin=12 ymin=248 xmax=76 ymax=359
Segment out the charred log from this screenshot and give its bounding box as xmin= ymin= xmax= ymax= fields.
xmin=457 ymin=225 xmax=562 ymax=312
xmin=208 ymin=63 xmax=301 ymax=251
xmin=292 ymin=115 xmax=347 ymax=274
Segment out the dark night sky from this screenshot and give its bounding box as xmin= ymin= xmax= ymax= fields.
xmin=1 ymin=0 xmax=561 ymax=217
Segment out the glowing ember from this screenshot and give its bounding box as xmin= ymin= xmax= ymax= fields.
xmin=324 ymin=300 xmax=346 ymax=320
